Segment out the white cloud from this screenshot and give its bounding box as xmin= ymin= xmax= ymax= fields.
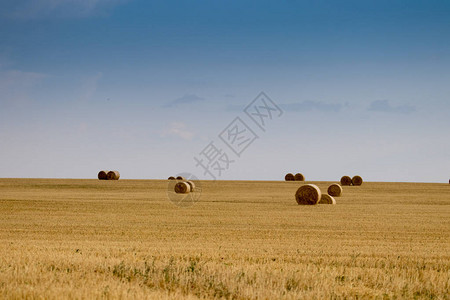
xmin=281 ymin=101 xmax=344 ymax=112
xmin=163 ymin=94 xmax=205 ymax=108
xmin=162 ymin=122 xmax=194 ymax=140
xmin=0 ymin=69 xmax=46 ymax=107
xmin=0 ymin=70 xmax=45 ymax=89
xmin=4 ymin=0 xmax=129 ymax=19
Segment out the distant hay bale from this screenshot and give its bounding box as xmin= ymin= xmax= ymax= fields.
xmin=168 ymin=176 xmax=176 ymax=180
xmin=327 ymin=184 xmax=343 ymax=197
xmin=106 ymin=171 xmax=120 ymax=180
xmin=294 ymin=173 xmax=305 ymax=181
xmin=285 ymin=173 xmax=295 ymax=181
xmin=98 ymin=170 xmax=108 ymax=180
xmin=352 ymin=175 xmax=363 ymax=186
xmin=186 ymin=180 xmax=195 ymax=192
xmin=295 ymin=184 xmax=321 ymax=205
xmin=340 ymin=176 xmax=352 ymax=186
xmin=174 ymin=182 xmax=190 ymax=194
xmin=319 ymin=194 xmax=336 ymax=205
xmin=176 ymin=176 xmax=186 ymax=180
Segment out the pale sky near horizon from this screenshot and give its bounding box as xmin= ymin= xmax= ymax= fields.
xmin=0 ymin=0 xmax=449 ymax=182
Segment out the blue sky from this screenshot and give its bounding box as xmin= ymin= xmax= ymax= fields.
xmin=0 ymin=0 xmax=449 ymax=182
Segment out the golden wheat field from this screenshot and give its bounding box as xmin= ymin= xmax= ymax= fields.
xmin=0 ymin=178 xmax=449 ymax=299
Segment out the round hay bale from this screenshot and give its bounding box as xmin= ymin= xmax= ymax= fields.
xmin=174 ymin=182 xmax=190 ymax=194
xmin=295 ymin=184 xmax=321 ymax=205
xmin=176 ymin=176 xmax=186 ymax=180
xmin=319 ymin=194 xmax=336 ymax=205
xmin=106 ymin=171 xmax=120 ymax=180
xmin=340 ymin=176 xmax=352 ymax=186
xmin=327 ymin=183 xmax=343 ymax=197
xmin=294 ymin=173 xmax=305 ymax=181
xmin=168 ymin=176 xmax=176 ymax=180
xmin=352 ymin=175 xmax=363 ymax=186
xmin=98 ymin=170 xmax=108 ymax=180
xmin=186 ymin=180 xmax=195 ymax=192
xmin=285 ymin=173 xmax=295 ymax=181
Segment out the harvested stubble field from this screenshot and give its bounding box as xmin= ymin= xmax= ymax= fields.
xmin=0 ymin=179 xmax=449 ymax=299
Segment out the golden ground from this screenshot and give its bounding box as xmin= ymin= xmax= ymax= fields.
xmin=0 ymin=179 xmax=449 ymax=299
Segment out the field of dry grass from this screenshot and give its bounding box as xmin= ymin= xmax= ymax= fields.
xmin=0 ymin=178 xmax=449 ymax=299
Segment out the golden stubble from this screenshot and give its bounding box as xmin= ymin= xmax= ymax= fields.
xmin=0 ymin=179 xmax=449 ymax=299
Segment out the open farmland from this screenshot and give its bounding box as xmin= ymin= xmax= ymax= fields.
xmin=0 ymin=179 xmax=449 ymax=299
